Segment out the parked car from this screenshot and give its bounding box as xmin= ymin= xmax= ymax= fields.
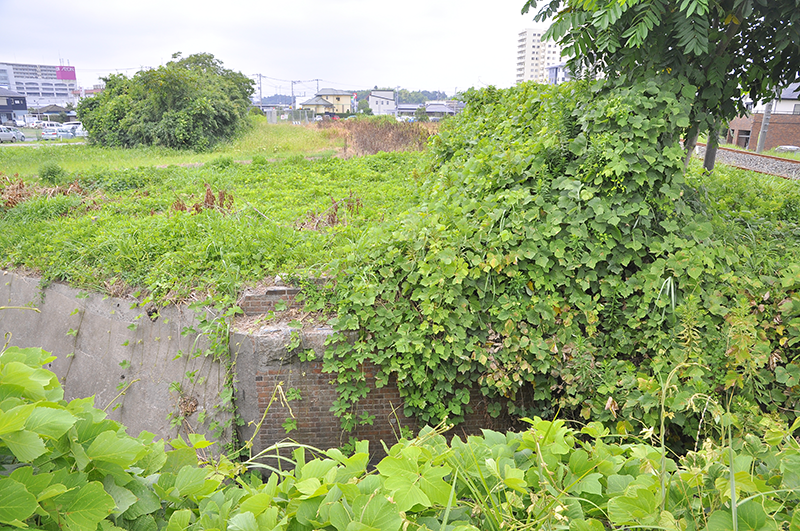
xmin=63 ymin=121 xmax=88 ymax=137
xmin=41 ymin=127 xmax=75 ymax=141
xmin=8 ymin=127 xmax=25 ymax=141
xmin=0 ymin=126 xmax=18 ymax=142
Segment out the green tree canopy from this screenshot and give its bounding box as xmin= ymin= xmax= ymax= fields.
xmin=522 ymin=0 xmax=800 ymax=167
xmin=78 ymin=52 xmax=254 ymax=150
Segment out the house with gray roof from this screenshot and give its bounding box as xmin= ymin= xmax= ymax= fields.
xmin=300 ymin=88 xmax=355 ymax=114
xmin=0 ymin=87 xmax=27 ymax=125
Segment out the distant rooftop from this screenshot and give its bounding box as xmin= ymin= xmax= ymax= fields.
xmin=316 ymin=88 xmax=354 ymax=96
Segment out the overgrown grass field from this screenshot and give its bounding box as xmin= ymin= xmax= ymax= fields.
xmin=0 ymin=118 xmax=423 ymax=302
xmin=0 ymin=116 xmax=345 ymax=177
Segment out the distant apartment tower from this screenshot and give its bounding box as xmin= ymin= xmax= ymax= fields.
xmin=0 ymin=62 xmax=77 ymax=107
xmin=516 ymin=28 xmax=563 ymax=84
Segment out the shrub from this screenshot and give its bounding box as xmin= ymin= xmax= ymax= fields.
xmin=77 ymin=53 xmax=253 ymax=150
xmin=207 ymin=155 xmax=235 ymax=170
xmin=38 ymin=161 xmax=66 ymax=186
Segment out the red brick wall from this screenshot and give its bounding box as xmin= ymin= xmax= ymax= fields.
xmin=251 ymin=360 xmax=518 ymax=463
xmin=727 ymin=113 xmax=800 ymax=150
xmin=253 ymin=361 xmax=417 ymax=461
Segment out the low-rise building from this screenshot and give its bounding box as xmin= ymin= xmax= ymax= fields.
xmin=368 ymin=90 xmax=396 ymax=115
xmin=0 ymin=87 xmax=27 ymax=124
xmin=300 ymin=88 xmax=355 ymax=114
xmin=546 ymin=62 xmax=571 ymax=85
xmin=727 ymin=83 xmax=800 ymax=150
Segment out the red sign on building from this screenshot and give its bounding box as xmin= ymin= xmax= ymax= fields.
xmin=56 ymin=66 xmax=76 ymax=80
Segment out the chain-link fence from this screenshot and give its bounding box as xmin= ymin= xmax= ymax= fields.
xmin=264 ymin=108 xmax=316 ymax=125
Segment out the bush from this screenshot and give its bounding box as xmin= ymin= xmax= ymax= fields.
xmin=207 ymin=155 xmax=235 ymax=170
xmin=77 ymin=53 xmax=253 ymax=151
xmin=38 ymin=161 xmax=66 ymax=186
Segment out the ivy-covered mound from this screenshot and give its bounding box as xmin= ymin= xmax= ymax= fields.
xmin=325 ymin=76 xmax=800 ymax=442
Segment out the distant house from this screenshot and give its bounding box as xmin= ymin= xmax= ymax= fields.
xmin=71 ymin=85 xmax=104 ymax=105
xmin=396 ymin=100 xmax=465 ymax=120
xmin=0 ymin=87 xmax=27 ymax=124
xmin=727 ymin=83 xmax=800 ymax=150
xmin=368 ymin=90 xmax=396 ymax=115
xmin=546 ymin=62 xmax=571 ymax=85
xmin=299 ymin=88 xmax=355 ymax=114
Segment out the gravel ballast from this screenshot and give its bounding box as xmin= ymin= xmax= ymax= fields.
xmin=695 ymin=145 xmax=800 ymax=180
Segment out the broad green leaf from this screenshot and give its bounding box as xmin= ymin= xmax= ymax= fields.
xmin=175 ymin=465 xmax=210 ymax=497
xmin=102 ymin=476 xmax=137 ymax=516
xmin=606 ymin=474 xmax=634 ymax=495
xmin=389 ymin=483 xmax=429 ymax=513
xmin=347 ymin=523 xmax=380 ymax=531
xmin=86 ymin=430 xmax=145 ymax=466
xmin=736 ymin=502 xmax=767 ymax=531
xmin=570 ymin=518 xmax=606 ymax=531
xmin=294 ymin=477 xmax=324 ymax=497
xmin=0 ymin=404 xmax=34 ymax=435
xmin=120 ymin=478 xmax=161 ymax=520
xmin=0 ymin=477 xmax=38 ymax=525
xmin=25 ymin=405 xmax=77 ymax=439
xmin=706 ymin=510 xmax=734 ymax=531
xmin=9 ymin=466 xmax=53 ymax=497
xmin=607 ymin=487 xmax=657 ymax=525
xmin=187 ymin=432 xmax=214 ymax=449
xmin=1 ymin=429 xmax=46 ymax=461
xmin=330 ymin=500 xmax=353 ymax=531
xmin=570 ymin=472 xmax=603 ymax=496
xmin=0 ymin=362 xmax=53 ymax=400
xmin=127 ymin=514 xmax=158 ymax=531
xmin=62 ymin=481 xmax=115 ymax=531
xmin=238 ymin=492 xmax=272 ymax=517
xmin=502 ymin=465 xmax=528 ymax=494
xmin=164 ymin=508 xmax=192 ymax=531
xmin=229 ymin=511 xmax=259 ymax=531
xmin=135 ymin=439 xmax=167 ymax=476
xmin=162 ymin=446 xmax=198 ymax=474
xmin=99 ymin=520 xmax=127 ymax=531
xmin=37 ymin=483 xmax=69 ymax=502
xmin=418 ymin=464 xmax=452 ymax=505
xmin=256 ymin=507 xmax=280 ymax=530
xmin=790 ymin=509 xmax=800 ymax=531
xmin=354 ymin=493 xmax=402 ymax=531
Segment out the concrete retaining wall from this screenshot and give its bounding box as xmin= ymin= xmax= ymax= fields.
xmin=2 ymin=270 xmax=515 ymax=462
xmin=0 ymin=270 xmax=229 ymax=444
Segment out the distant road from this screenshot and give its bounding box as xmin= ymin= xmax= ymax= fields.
xmin=0 ymin=141 xmax=86 ymax=148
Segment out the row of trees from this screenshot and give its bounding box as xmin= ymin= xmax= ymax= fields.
xmin=523 ymin=0 xmax=800 ymax=170
xmin=77 ymin=53 xmax=254 ymax=151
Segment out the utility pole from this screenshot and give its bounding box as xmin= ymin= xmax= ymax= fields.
xmin=291 ymin=80 xmax=300 ymax=109
xmin=756 ymin=99 xmax=773 ymax=153
xmin=253 ymin=74 xmax=263 ymax=108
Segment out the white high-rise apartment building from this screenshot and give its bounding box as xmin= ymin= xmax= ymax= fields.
xmin=0 ymin=62 xmax=78 ymax=107
xmin=516 ymin=28 xmax=563 ymax=84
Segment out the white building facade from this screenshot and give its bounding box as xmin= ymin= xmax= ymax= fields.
xmin=0 ymin=62 xmax=78 ymax=108
xmin=368 ymin=90 xmax=397 ymax=115
xmin=516 ymin=28 xmax=563 ymax=84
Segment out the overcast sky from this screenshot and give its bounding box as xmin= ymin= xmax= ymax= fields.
xmin=2 ymin=0 xmax=547 ymax=99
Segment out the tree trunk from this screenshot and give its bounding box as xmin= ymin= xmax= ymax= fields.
xmin=755 ymin=100 xmax=773 ymax=153
xmin=684 ymin=132 xmax=699 ymax=169
xmin=703 ymin=119 xmax=720 ymax=172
